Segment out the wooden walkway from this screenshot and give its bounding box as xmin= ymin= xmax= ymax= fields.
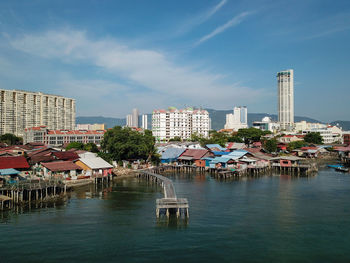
xmin=137 ymin=169 xmax=189 ymax=218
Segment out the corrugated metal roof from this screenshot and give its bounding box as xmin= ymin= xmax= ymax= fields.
xmin=0 ymin=156 xmax=30 ymax=169
xmin=227 ymin=150 xmax=248 ymax=158
xmin=0 ymin=168 xmax=21 ymax=175
xmin=212 ymin=151 xmax=230 ymax=156
xmin=42 ymin=161 xmax=82 ymax=172
xmin=210 ymin=156 xmax=232 ymax=164
xmin=78 ymin=157 xmax=113 ymax=169
xmin=161 ymin=148 xmax=186 ymax=160
xmin=206 ymin=144 xmax=227 ymax=151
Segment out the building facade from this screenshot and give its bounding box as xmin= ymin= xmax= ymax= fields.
xmin=141 ymin=114 xmax=148 ymax=130
xmin=152 ymin=107 xmax=211 ymax=141
xmin=301 ymin=126 xmax=342 ymax=144
xmin=132 ymin=108 xmax=139 ymax=128
xmin=24 ymin=126 xmax=105 ymax=146
xmin=224 ymin=106 xmax=248 ymax=131
xmin=0 ymin=89 xmax=75 ymax=137
xmin=277 ymin=70 xmax=294 ymax=131
xmin=252 ymin=117 xmax=280 ymax=133
xmin=76 ymin=123 xmax=105 ymax=130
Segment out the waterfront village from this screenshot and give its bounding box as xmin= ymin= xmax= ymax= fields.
xmin=0 ymin=70 xmax=350 ymax=211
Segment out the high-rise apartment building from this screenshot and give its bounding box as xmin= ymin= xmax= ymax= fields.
xmin=141 ymin=114 xmax=148 ymax=130
xmin=132 ymin=108 xmax=139 ymax=128
xmin=224 ymin=106 xmax=248 ymax=131
xmin=152 ymin=107 xmax=210 ymax=141
xmin=126 ymin=114 xmax=132 ymax=127
xmin=277 ymin=69 xmax=294 ymax=131
xmin=0 ymin=89 xmax=75 ymax=137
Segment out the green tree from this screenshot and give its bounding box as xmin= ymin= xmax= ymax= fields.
xmin=100 ymin=126 xmax=159 ymax=162
xmin=304 ymin=132 xmax=323 ymax=144
xmin=264 ymin=139 xmax=277 ymax=153
xmin=66 ymin=142 xmax=84 ymax=151
xmin=84 ymin=142 xmax=99 ymax=153
xmin=227 ymin=135 xmax=243 ymax=143
xmin=0 ymin=133 xmax=23 ymax=145
xmin=237 ymin=128 xmax=266 ymax=145
xmin=287 ymin=140 xmax=307 ymax=151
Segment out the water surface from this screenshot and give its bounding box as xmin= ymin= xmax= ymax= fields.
xmin=1 ymin=169 xmax=350 ymax=263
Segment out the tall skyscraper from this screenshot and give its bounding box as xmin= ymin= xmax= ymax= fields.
xmin=0 ymin=89 xmax=75 ymax=137
xmin=141 ymin=114 xmax=148 ymax=130
xmin=224 ymin=106 xmax=248 ymax=131
xmin=126 ymin=114 xmax=132 ymax=127
xmin=132 ymin=108 xmax=139 ymax=128
xmin=277 ymin=69 xmax=294 ymax=130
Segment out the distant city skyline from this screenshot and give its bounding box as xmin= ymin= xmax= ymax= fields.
xmin=0 ymin=0 xmax=349 ymax=122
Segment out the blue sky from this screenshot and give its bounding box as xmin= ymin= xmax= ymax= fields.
xmin=0 ymin=0 xmax=349 ymax=122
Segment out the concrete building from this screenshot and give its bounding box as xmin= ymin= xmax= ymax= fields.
xmin=0 ymin=89 xmax=75 ymax=137
xmin=141 ymin=114 xmax=148 ymax=130
xmin=301 ymin=126 xmax=342 ymax=144
xmin=224 ymin=106 xmax=248 ymax=131
xmin=152 ymin=107 xmax=210 ymax=141
xmin=294 ymin=121 xmax=326 ymax=132
xmin=343 ymin=131 xmax=350 ymax=145
xmin=132 ymin=108 xmax=139 ymax=128
xmin=252 ymin=117 xmax=280 ymax=133
xmin=126 ymin=114 xmax=132 ymax=127
xmin=24 ymin=126 xmax=105 ymax=146
xmin=76 ymin=124 xmax=105 ymax=130
xmin=277 ymin=70 xmax=294 ymax=131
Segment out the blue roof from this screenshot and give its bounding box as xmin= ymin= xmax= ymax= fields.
xmin=227 ymin=150 xmax=249 ymax=159
xmin=210 ymin=156 xmax=233 ymax=164
xmin=161 ymin=148 xmax=186 ymax=160
xmin=206 ymin=144 xmax=227 ymax=151
xmin=212 ymin=151 xmax=230 ymax=156
xmin=0 ymin=168 xmax=21 ymax=175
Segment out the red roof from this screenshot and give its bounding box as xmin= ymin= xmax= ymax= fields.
xmin=180 ymin=149 xmax=210 ymax=160
xmin=244 ymin=148 xmax=262 ymax=154
xmin=41 ymin=161 xmax=82 ymax=172
xmin=52 ymin=151 xmax=79 ymax=161
xmin=0 ymin=156 xmax=30 ymax=169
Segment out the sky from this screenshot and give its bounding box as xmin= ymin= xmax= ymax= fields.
xmin=0 ymin=0 xmax=349 ymax=122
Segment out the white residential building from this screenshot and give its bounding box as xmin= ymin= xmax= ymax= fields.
xmin=152 ymin=107 xmax=211 ymax=141
xmin=141 ymin=114 xmax=148 ymax=130
xmin=277 ymin=70 xmax=294 ymax=131
xmin=0 ymin=89 xmax=75 ymax=137
xmin=252 ymin=117 xmax=280 ymax=133
xmin=294 ymin=121 xmax=326 ymax=132
xmin=126 ymin=114 xmax=132 ymax=127
xmin=302 ymin=126 xmax=343 ymax=144
xmin=224 ymin=106 xmax=248 ymax=131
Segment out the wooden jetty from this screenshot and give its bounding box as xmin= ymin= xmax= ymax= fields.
xmin=137 ymin=169 xmax=189 ymax=218
xmin=0 ymin=179 xmax=67 ymax=210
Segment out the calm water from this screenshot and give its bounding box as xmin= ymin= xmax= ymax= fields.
xmin=1 ymin=168 xmax=350 ymax=263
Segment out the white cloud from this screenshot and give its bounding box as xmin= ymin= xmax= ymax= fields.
xmin=8 ymin=29 xmax=266 ymax=115
xmin=175 ymin=0 xmax=227 ymax=35
xmin=196 ymin=11 xmax=254 ymax=45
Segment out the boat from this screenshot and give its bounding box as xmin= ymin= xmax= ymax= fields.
xmin=327 ymin=164 xmax=343 ymax=169
xmin=335 ymin=167 xmax=349 ymax=172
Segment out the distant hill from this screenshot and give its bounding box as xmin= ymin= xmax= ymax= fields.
xmin=331 ymin=121 xmax=350 ymax=131
xmin=77 ymin=110 xmax=323 ymax=131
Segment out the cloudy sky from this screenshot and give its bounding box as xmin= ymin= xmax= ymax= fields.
xmin=0 ymin=0 xmax=349 ymax=122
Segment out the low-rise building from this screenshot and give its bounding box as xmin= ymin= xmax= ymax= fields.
xmin=252 ymin=117 xmax=280 ymax=133
xmin=343 ymin=131 xmax=350 ymax=145
xmin=24 ymin=126 xmax=105 ymax=146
